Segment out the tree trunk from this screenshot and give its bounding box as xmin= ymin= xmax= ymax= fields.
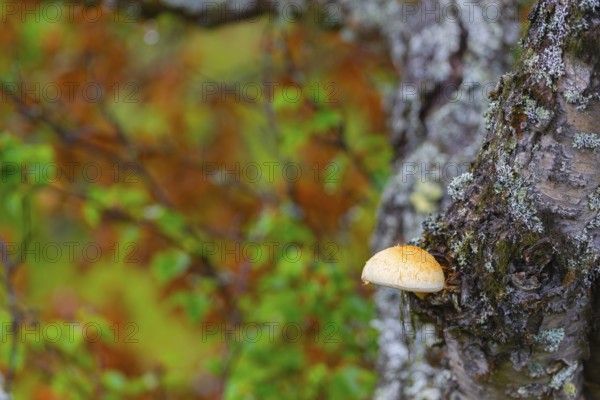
xmin=407 ymin=1 xmax=600 ymax=398
xmin=346 ymin=0 xmax=521 ymax=397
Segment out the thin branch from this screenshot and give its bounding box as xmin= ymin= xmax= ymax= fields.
xmin=0 ymin=190 xmax=34 ymax=393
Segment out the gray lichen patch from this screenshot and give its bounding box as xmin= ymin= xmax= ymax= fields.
xmin=533 ymin=328 xmax=565 ymax=352
xmin=494 ymin=156 xmax=544 ymax=233
xmin=422 ymin=214 xmax=446 ymax=237
xmin=548 ymin=362 xmax=578 ymax=390
xmin=523 ymin=96 xmax=551 ymax=126
xmin=484 ymin=261 xmax=494 ymax=272
xmin=513 ymin=383 xmax=546 ymax=398
xmin=484 ymin=99 xmax=501 ymax=133
xmin=580 ymin=0 xmax=600 ymax=11
xmin=572 ymin=132 xmax=600 ymax=149
xmin=523 ymin=1 xmax=569 ymax=88
xmin=448 ymin=172 xmax=474 ymax=201
xmin=475 ymin=293 xmax=495 ymax=325
xmin=588 ymin=187 xmax=600 ymax=211
xmin=450 ymin=231 xmax=475 ymax=267
xmin=564 ymin=90 xmax=595 ymax=111
xmin=526 ymin=361 xmax=546 ymax=378
xmin=582 ymin=187 xmax=600 ymax=236
xmin=569 ymin=187 xmax=600 ymax=245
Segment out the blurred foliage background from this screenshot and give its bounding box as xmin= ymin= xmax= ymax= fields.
xmin=0 ymin=1 xmax=397 ymax=399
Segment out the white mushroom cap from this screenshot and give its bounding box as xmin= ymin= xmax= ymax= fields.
xmin=361 ymin=245 xmax=444 ymax=293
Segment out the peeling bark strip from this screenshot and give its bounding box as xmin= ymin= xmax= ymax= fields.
xmin=416 ymin=1 xmax=600 ymax=398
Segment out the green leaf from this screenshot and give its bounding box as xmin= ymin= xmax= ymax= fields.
xmin=272 ymin=86 xmax=303 ymax=111
xmin=83 ymin=202 xmax=101 ymax=227
xmin=102 ymin=370 xmax=128 ymax=392
xmin=169 ymin=292 xmax=210 ymax=323
xmin=311 ymin=108 xmax=342 ymax=132
xmin=246 ymin=209 xmax=275 ymax=238
xmin=151 ymin=249 xmax=191 ymax=284
xmin=154 ymin=208 xmax=186 ymax=239
xmin=207 ymin=357 xmax=224 ymax=375
xmin=328 ymin=366 xmax=375 ymax=399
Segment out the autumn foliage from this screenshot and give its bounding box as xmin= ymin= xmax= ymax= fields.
xmin=0 ymin=2 xmax=394 ymax=399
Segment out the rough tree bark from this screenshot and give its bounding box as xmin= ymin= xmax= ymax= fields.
xmin=404 ymin=1 xmax=600 ymax=399
xmin=341 ymin=0 xmax=520 ymax=397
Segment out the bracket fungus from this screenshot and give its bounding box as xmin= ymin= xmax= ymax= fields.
xmin=361 ymin=245 xmax=445 ymax=299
